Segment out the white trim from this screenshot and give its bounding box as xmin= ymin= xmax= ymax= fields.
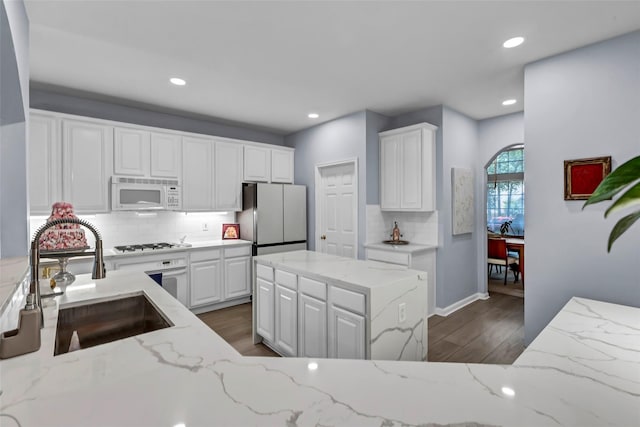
xmin=29 ymin=108 xmax=293 ymax=151
xmin=314 ymin=158 xmax=359 ymax=258
xmin=379 ymin=122 xmax=438 ymax=137
xmin=434 ymin=292 xmax=489 ymax=317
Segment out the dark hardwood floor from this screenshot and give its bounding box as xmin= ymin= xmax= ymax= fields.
xmin=198 ymin=292 xmax=524 ymax=364
xmin=428 ymin=292 xmax=524 ymax=363
xmin=197 ymin=304 xmax=279 ymax=357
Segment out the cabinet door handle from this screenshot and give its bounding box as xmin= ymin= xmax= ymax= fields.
xmin=320 ymin=235 xmax=326 ymax=240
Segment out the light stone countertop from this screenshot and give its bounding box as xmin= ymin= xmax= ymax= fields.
xmin=0 ymin=269 xmax=638 ymax=426
xmin=0 ymin=257 xmax=29 ymax=315
xmin=254 ymin=250 xmax=427 ymax=292
xmin=364 ymin=242 xmax=438 ymax=253
xmin=104 ymin=239 xmax=252 ymax=258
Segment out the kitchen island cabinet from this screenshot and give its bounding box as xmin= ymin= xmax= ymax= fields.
xmin=1 ymin=266 xmax=637 ymax=426
xmin=253 ymin=250 xmax=429 ymax=361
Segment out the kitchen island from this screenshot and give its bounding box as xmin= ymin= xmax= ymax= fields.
xmin=0 ymin=269 xmax=638 ymax=426
xmin=253 ymin=250 xmax=429 ymax=361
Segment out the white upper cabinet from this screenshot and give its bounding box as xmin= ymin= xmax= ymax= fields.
xmin=62 ymin=119 xmax=113 ymax=213
xmin=214 ymin=140 xmax=243 ymax=211
xmin=271 ymin=149 xmax=294 ymax=183
xmin=182 ymin=136 xmax=214 ymax=211
xmin=379 ymin=122 xmax=437 ymax=212
xmin=150 ymin=132 xmax=181 ymax=179
xmin=114 ymin=127 xmax=149 ymax=176
xmin=243 ymin=145 xmax=271 ymax=182
xmin=29 ymin=114 xmax=61 ymax=214
xmin=114 ymin=128 xmax=181 ymax=179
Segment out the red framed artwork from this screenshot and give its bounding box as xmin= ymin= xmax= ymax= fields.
xmin=564 ymin=156 xmax=611 ymax=200
xmin=222 ymin=223 xmax=240 ymax=239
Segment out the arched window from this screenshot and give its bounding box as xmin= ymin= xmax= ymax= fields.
xmin=486 ymin=145 xmax=524 ymax=237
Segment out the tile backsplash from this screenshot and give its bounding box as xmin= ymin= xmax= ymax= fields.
xmin=29 ymin=211 xmax=236 ymax=249
xmin=366 ymin=204 xmax=438 ymax=246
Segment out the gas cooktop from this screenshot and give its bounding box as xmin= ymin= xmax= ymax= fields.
xmin=113 ymin=242 xmax=177 ymax=253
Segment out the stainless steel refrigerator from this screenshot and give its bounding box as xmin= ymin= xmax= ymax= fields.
xmin=239 ymin=183 xmax=307 ymax=256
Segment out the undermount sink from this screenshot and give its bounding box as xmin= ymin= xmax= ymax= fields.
xmin=54 ymin=293 xmax=173 ymax=356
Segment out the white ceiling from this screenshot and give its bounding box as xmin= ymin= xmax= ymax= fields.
xmin=25 ymin=1 xmax=640 ymax=134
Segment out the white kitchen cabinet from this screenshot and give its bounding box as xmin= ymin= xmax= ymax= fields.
xmin=224 ymin=255 xmax=251 ymax=299
xmin=190 ymin=259 xmax=222 ymax=307
xmin=275 ymin=284 xmax=298 ymax=357
xmin=29 ymin=114 xmax=61 ymax=214
xmin=62 ymin=119 xmax=113 ymax=213
xmin=379 ymin=122 xmax=437 ymax=211
xmin=328 ymin=305 xmax=365 ymax=360
xmin=244 ymin=145 xmax=271 ymax=182
xmin=114 ymin=128 xmax=181 ymax=179
xmin=256 ymin=278 xmax=275 ymax=342
xmin=215 ymin=140 xmax=243 ymax=211
xmin=271 ymin=149 xmax=294 ymax=184
xmin=150 ymin=132 xmax=181 ymax=179
xmin=182 ymin=136 xmax=214 ymax=211
xmin=298 ymin=293 xmax=327 ymax=358
xmin=114 ymin=127 xmax=149 ymax=176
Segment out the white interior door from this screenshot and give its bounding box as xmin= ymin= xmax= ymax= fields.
xmin=317 ymin=161 xmax=357 ymax=258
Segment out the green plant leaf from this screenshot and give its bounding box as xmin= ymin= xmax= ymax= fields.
xmin=583 ymin=156 xmax=640 ymax=209
xmin=608 ymin=210 xmax=640 ymax=252
xmin=605 ymin=181 xmax=640 ymax=218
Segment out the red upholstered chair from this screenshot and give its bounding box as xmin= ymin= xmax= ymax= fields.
xmin=488 ymin=238 xmax=519 ymax=285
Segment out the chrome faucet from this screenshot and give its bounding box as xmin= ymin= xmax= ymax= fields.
xmin=30 ymin=218 xmax=106 ymax=327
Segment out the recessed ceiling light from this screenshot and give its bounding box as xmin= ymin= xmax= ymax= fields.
xmin=170 ymin=77 xmax=186 ymax=86
xmin=503 ymin=37 xmax=524 ymax=48
xmin=308 ymin=113 xmax=319 ymax=119
xmin=307 ymin=362 xmax=318 ymax=371
xmin=502 ymin=99 xmax=517 ymax=106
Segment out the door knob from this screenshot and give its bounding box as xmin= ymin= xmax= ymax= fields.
xmin=320 ymin=235 xmax=326 ymax=240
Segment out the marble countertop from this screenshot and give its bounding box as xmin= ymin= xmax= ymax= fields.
xmin=364 ymin=242 xmax=437 ymax=253
xmin=254 ymin=250 xmax=426 ymax=292
xmin=35 ymin=239 xmax=253 ymax=261
xmin=1 ymin=269 xmax=638 ymax=426
xmin=0 ymin=257 xmax=29 ymax=315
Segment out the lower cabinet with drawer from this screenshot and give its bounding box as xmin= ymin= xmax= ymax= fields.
xmin=189 ymin=244 xmax=252 ymax=313
xmin=328 ymin=285 xmax=366 ymax=359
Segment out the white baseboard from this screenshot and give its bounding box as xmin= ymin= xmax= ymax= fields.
xmin=434 ymin=292 xmax=489 ymax=317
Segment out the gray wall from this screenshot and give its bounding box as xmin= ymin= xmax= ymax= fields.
xmin=476 ymin=112 xmax=525 ymax=295
xmin=524 ymin=31 xmax=640 ymax=344
xmin=365 ymin=110 xmax=392 ymax=204
xmin=30 ymin=87 xmax=285 ymax=146
xmin=0 ymin=0 xmax=29 ymax=258
xmin=389 ymin=105 xmax=484 ymax=309
xmin=439 ymin=107 xmax=480 ymax=308
xmin=284 ymin=111 xmax=367 ymax=259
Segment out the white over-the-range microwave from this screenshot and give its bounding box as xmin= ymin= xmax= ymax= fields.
xmin=111 ymin=176 xmax=182 ymax=211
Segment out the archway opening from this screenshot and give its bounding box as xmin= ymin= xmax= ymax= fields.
xmin=486 ymin=144 xmax=524 ymax=298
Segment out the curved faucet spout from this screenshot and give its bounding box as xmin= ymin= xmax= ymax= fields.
xmin=30 ymin=218 xmax=106 ymax=327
